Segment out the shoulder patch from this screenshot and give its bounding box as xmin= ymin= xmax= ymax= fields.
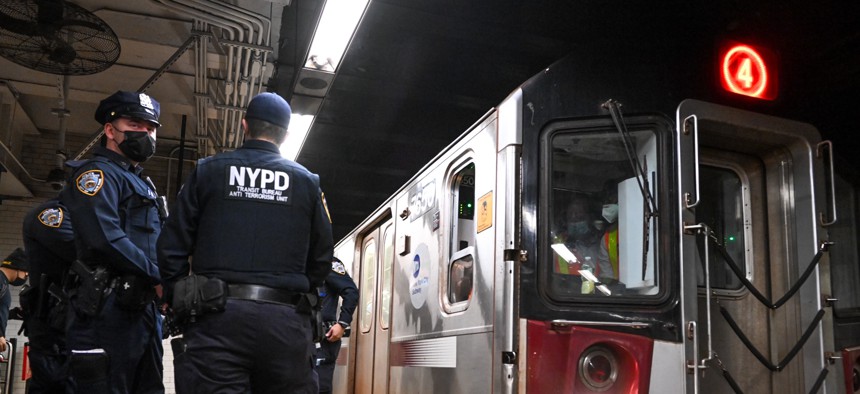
xmin=332 ymin=260 xmax=347 ymax=275
xmin=321 ymin=192 xmax=332 ymax=223
xmin=38 ymin=208 xmax=64 ymax=228
xmin=76 ymin=169 xmax=105 ymax=196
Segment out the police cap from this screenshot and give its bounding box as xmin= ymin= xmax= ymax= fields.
xmin=94 ymin=91 xmax=161 ymax=127
xmin=244 ymin=92 xmax=291 ymax=129
xmin=1 ymin=247 xmax=29 ymax=272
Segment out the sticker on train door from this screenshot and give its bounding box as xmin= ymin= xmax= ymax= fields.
xmin=477 ymin=191 xmax=493 ymax=233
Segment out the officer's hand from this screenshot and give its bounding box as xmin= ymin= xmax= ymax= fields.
xmin=0 ymin=336 xmax=6 ymax=353
xmin=326 ymin=323 xmax=346 ymax=342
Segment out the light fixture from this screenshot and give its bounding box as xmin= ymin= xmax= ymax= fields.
xmin=280 ymin=113 xmax=315 ymax=161
xmin=304 ymin=0 xmax=370 ymax=73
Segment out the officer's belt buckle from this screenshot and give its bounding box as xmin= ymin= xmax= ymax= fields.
xmin=227 ymin=284 xmax=301 ymax=306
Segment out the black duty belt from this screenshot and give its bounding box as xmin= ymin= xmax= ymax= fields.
xmin=227 ymin=284 xmax=301 ymax=306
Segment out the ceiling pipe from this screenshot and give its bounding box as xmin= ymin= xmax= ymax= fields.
xmin=46 ymin=75 xmax=71 ymax=190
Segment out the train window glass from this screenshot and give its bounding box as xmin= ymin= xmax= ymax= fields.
xmin=547 ymin=127 xmax=659 ymax=300
xmin=447 ymin=247 xmax=475 ymax=308
xmin=380 ymin=225 xmax=394 ymax=329
xmin=694 ymin=166 xmax=748 ymax=290
xmin=360 ymin=238 xmax=377 ymax=333
xmin=451 ymin=163 xmax=476 ymax=254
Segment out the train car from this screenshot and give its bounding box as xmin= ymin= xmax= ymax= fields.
xmin=329 ymin=35 xmax=860 ymax=394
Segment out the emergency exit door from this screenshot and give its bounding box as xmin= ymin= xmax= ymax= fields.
xmin=678 ymin=99 xmax=834 ymax=393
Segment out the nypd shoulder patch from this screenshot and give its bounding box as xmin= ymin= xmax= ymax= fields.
xmin=38 ymin=208 xmax=63 ymax=228
xmin=332 ymin=260 xmax=347 ymax=275
xmin=76 ymin=169 xmax=105 ymax=196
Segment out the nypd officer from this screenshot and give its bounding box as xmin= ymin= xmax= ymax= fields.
xmin=315 ymin=257 xmax=358 ymax=394
xmin=60 ymin=91 xmax=164 ymax=394
xmin=1 ymin=248 xmax=29 ymax=352
xmin=158 ymin=92 xmax=333 ymax=393
xmin=22 ymin=198 xmax=76 ymax=393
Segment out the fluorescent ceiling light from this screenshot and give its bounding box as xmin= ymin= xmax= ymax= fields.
xmin=304 ymin=0 xmax=370 ymax=72
xmin=280 ymin=113 xmax=315 ymax=161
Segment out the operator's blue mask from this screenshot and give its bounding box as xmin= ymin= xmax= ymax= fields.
xmin=567 ymin=221 xmax=590 ymax=237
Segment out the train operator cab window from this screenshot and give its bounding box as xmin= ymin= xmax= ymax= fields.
xmin=695 ymin=165 xmax=750 ymax=292
xmin=545 ymin=125 xmax=660 ymax=301
xmin=445 ymin=163 xmax=475 ymax=312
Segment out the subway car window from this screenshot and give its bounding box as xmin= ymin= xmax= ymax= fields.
xmin=695 ymin=166 xmax=748 ymax=291
xmin=546 ymin=126 xmax=660 ymax=300
xmin=360 ymin=238 xmax=377 ymax=333
xmin=446 ymin=163 xmax=475 ymax=309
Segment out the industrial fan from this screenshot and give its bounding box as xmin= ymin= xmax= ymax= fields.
xmin=0 ymin=0 xmax=120 ymax=75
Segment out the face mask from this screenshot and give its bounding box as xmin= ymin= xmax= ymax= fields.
xmin=11 ymin=275 xmax=27 ymax=286
xmin=118 ymin=131 xmax=156 ymax=162
xmin=567 ymin=221 xmax=590 ymax=237
xmin=602 ymin=204 xmax=619 ymax=223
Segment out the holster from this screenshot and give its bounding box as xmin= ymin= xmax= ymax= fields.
xmin=296 ymin=293 xmax=323 ymax=342
xmin=71 ymin=260 xmax=112 ymax=317
xmin=171 ymin=274 xmax=228 ymax=324
xmin=46 ymin=283 xmax=69 ymax=331
xmin=113 ymin=274 xmax=156 ymax=311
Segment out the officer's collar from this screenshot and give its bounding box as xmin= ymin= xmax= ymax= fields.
xmin=240 ymin=139 xmax=281 ymax=154
xmin=94 ymin=146 xmax=143 ymax=174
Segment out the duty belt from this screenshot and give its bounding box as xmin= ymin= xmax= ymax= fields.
xmin=227 ymin=284 xmax=301 ymax=306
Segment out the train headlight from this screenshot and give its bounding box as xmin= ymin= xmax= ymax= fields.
xmin=578 ymin=346 xmax=618 ymax=391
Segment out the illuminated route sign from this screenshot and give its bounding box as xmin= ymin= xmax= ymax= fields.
xmin=719 ymin=42 xmax=778 ymax=100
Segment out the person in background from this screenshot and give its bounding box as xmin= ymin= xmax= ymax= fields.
xmin=315 ymin=257 xmax=359 ymax=394
xmin=22 ymin=198 xmax=76 ymax=394
xmin=551 ymin=195 xmax=603 ymax=293
xmin=61 ymin=90 xmax=165 ymax=394
xmin=597 ymin=182 xmax=620 ymax=283
xmin=158 ymin=92 xmax=333 ymax=393
xmin=0 ymin=248 xmax=30 ymax=352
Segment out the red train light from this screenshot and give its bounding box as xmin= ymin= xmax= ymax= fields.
xmin=719 ymin=42 xmax=778 ymax=100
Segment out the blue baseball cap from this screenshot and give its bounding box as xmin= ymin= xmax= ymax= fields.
xmin=95 ymin=91 xmax=161 ymax=127
xmin=244 ymin=92 xmax=291 ymax=129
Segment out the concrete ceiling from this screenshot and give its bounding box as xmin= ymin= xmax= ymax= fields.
xmin=1 ymin=0 xmax=859 ymax=241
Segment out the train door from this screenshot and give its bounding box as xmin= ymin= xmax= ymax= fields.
xmin=679 ymin=100 xmax=835 ymax=393
xmin=352 ymin=217 xmax=395 ymax=394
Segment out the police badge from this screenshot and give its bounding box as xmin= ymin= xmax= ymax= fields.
xmin=76 ymin=170 xmax=105 ymax=196
xmin=38 ymin=208 xmax=64 ymax=228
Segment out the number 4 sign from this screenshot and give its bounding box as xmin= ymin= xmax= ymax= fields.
xmin=720 ymin=42 xmax=778 ymax=100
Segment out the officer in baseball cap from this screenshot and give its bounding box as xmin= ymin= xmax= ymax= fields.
xmin=1 ymin=248 xmax=29 ymax=353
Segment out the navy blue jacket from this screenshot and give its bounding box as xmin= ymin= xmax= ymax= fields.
xmin=60 ymin=147 xmax=161 ymax=283
xmin=22 ymin=199 xmax=76 ymax=291
xmin=320 ymin=260 xmax=358 ymax=325
xmin=158 ymin=139 xmax=334 ymax=294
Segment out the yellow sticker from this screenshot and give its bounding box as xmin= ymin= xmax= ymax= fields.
xmin=76 ymin=169 xmax=105 ymax=196
xmin=477 ymin=191 xmax=493 ymax=233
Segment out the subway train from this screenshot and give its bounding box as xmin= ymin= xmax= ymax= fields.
xmin=328 ymin=39 xmax=860 ymax=393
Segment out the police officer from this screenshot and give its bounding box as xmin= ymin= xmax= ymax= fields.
xmin=21 ymin=198 xmax=76 ymax=394
xmin=60 ymin=91 xmax=164 ymax=394
xmin=1 ymin=248 xmax=29 ymax=352
xmin=315 ymin=257 xmax=358 ymax=394
xmin=158 ymin=92 xmax=333 ymax=393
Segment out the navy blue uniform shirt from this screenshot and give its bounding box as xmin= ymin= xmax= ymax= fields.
xmin=22 ymin=199 xmax=76 ymax=288
xmin=60 ymin=147 xmax=161 ymax=282
xmin=158 ymin=139 xmax=334 ymax=294
xmin=320 ymin=260 xmax=358 ymax=325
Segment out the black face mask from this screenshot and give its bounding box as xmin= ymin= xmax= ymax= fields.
xmin=117 ymin=131 xmax=156 ymax=162
xmin=11 ymin=275 xmax=26 ymax=286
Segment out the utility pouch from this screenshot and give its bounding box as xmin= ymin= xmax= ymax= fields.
xmin=114 ymin=274 xmax=155 ymax=311
xmin=171 ymin=274 xmax=228 ymax=324
xmin=71 ymin=260 xmax=112 ymax=317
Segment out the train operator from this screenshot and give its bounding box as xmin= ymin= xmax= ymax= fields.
xmin=158 ymin=92 xmax=334 ymax=393
xmin=61 ymin=91 xmax=165 ymax=394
